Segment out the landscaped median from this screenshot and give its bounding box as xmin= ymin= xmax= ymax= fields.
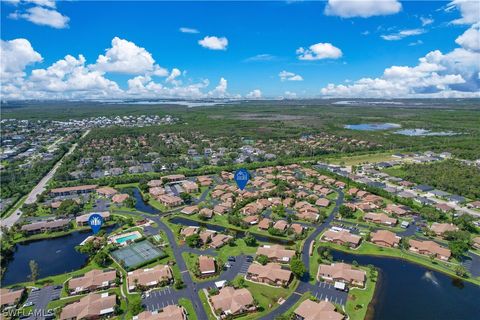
xmin=318 ymin=241 xmax=480 ymax=286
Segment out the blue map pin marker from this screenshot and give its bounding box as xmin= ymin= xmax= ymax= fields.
xmin=88 ymin=213 xmax=104 ymax=234
xmin=234 ymin=168 xmax=250 ymax=190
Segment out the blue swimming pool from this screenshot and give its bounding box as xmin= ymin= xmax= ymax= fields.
xmin=115 ymin=233 xmax=140 ymax=244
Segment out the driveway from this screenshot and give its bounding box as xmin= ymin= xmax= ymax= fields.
xmin=25 ymin=286 xmax=61 ymax=320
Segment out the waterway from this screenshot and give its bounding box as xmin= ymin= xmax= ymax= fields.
xmin=331 ymin=250 xmax=480 ymax=320
xmin=129 ymin=187 xmax=160 ymax=214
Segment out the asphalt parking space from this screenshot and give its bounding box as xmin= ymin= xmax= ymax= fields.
xmin=142 ymin=286 xmax=181 ymax=312
xmin=309 ymin=282 xmax=348 ymax=306
xmin=238 ymin=259 xmax=252 ymax=274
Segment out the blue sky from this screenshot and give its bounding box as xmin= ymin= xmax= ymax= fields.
xmin=1 ymin=0 xmax=479 ymax=99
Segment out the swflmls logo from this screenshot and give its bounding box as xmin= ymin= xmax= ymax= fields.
xmin=88 ymin=213 xmax=104 ymax=234
xmin=234 ymin=168 xmax=250 ymax=190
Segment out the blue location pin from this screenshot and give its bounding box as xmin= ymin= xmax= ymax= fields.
xmin=234 ymin=168 xmax=250 ymax=190
xmin=88 ymin=213 xmax=104 ymax=234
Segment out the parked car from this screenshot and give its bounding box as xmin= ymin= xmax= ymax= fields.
xmin=246 ymin=256 xmax=253 ymax=262
xmin=227 ymin=256 xmax=236 ymax=262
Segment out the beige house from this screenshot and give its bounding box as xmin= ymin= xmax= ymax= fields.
xmin=210 ymin=287 xmax=255 ymax=316
xmin=317 ymin=262 xmax=366 ymax=287
xmin=294 ymin=299 xmax=344 ymax=320
xmin=256 ymin=245 xmax=296 ymax=263
xmin=60 ymin=292 xmax=116 ymax=320
xmin=429 ymin=223 xmax=459 ymax=236
xmin=364 ymin=212 xmax=397 ymax=226
xmin=0 ymin=288 xmax=24 ymax=309
xmin=76 ymin=212 xmax=110 ymax=227
xmin=127 ymin=265 xmax=173 ymax=290
xmin=198 ymin=255 xmax=216 ymax=275
xmin=68 ymin=269 xmax=117 ymax=294
xmin=370 ymin=230 xmax=401 ymax=248
xmin=157 ymin=194 xmax=183 ymax=207
xmin=133 ymin=305 xmax=187 ymax=320
xmin=322 ymin=229 xmax=362 ymax=248
xmin=246 ymin=263 xmax=292 ymax=286
xmin=409 ymin=239 xmax=451 ymax=261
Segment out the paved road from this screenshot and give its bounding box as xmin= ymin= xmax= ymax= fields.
xmin=1 ymin=130 xmax=90 ymax=230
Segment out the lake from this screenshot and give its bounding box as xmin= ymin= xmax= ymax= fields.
xmin=344 ymin=123 xmax=401 ymax=131
xmin=2 ymin=226 xmax=115 ymax=286
xmin=331 ymin=250 xmax=480 ymax=320
xmin=169 ymin=216 xmax=294 ymax=245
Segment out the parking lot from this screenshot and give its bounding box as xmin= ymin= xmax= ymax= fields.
xmin=142 ymin=286 xmax=182 ymax=312
xmin=309 ymin=281 xmax=348 ymax=306
xmin=23 ymin=286 xmax=61 ymax=320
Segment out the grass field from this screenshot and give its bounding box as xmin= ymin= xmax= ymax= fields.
xmin=345 ymin=267 xmax=378 ymax=320
xmin=327 ymin=152 xmax=396 ymax=166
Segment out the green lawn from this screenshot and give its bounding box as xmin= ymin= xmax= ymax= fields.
xmin=179 ymin=298 xmax=198 ymax=320
xmin=345 ymin=267 xmax=378 ymax=320
xmin=182 ymin=252 xmax=221 ymax=283
xmin=216 ymin=238 xmax=259 ymax=262
xmin=327 ymin=152 xmax=395 ymax=166
xmin=198 ymin=290 xmax=217 ymax=320
xmin=230 ymin=276 xmax=299 ymax=320
xmin=280 ymin=291 xmax=312 ymax=318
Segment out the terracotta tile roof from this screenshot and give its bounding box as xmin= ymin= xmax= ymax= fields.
xmin=198 ymin=255 xmax=216 ymax=274
xmin=210 ymin=287 xmax=254 ymax=315
xmin=60 ymin=293 xmax=116 ymax=320
xmin=318 ymin=263 xmax=366 ymax=284
xmin=247 ymin=263 xmax=292 ymax=283
xmin=256 ymin=245 xmax=295 ymax=262
xmin=294 ymin=299 xmax=344 ymax=320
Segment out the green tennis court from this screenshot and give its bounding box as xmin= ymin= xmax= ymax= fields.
xmin=111 ymin=240 xmax=165 ymax=269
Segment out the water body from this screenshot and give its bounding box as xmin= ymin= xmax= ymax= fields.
xmin=169 ymin=216 xmax=294 ymax=245
xmin=330 ymin=250 xmax=480 ymax=320
xmin=129 ymin=188 xmax=160 ymax=214
xmin=2 ymin=226 xmax=115 ymax=286
xmin=344 ymin=123 xmax=401 ymax=131
xmin=395 ymin=128 xmax=459 ymax=136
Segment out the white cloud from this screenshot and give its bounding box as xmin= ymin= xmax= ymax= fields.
xmin=455 ymin=24 xmax=480 ymax=52
xmin=324 ymin=0 xmax=401 ymax=18
xmin=25 ymin=0 xmax=56 ymax=8
xmin=198 ymin=36 xmax=228 ymax=50
xmin=9 ymin=6 xmax=69 ymax=29
xmin=246 ymin=89 xmax=262 ymax=99
xmin=94 ymin=37 xmax=165 ymax=75
xmin=244 ymin=54 xmax=276 ymax=62
xmin=420 ymin=16 xmax=434 ymax=26
xmin=381 ymin=29 xmax=426 ymax=41
xmin=179 ymin=27 xmax=200 ymax=34
xmin=279 ymin=70 xmax=303 ymax=81
xmin=296 ymin=43 xmax=342 ymax=60
xmin=283 ymin=91 xmax=297 ymax=99
xmin=408 ymin=40 xmax=424 ymax=46
xmin=208 ymin=77 xmax=229 ymax=97
xmin=447 ymin=0 xmax=480 ymax=25
xmin=1 ymin=38 xmax=43 ymax=80
xmin=166 ymin=68 xmax=182 ymax=84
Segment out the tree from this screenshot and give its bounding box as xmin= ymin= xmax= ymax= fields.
xmin=339 ymin=205 xmax=355 ymax=219
xmin=256 ymin=254 xmax=269 ymax=265
xmin=174 ymin=279 xmax=185 ymax=289
xmin=290 ymin=258 xmax=306 ymax=278
xmin=448 ymin=240 xmax=470 ymax=259
xmin=180 ymin=192 xmax=193 ymax=204
xmin=243 ymin=233 xmax=257 ymax=247
xmin=454 ymin=265 xmax=469 ymax=278
xmin=186 ymin=234 xmax=201 ymax=248
xmin=57 ymin=199 xmax=81 ymax=216
xmin=29 ymin=260 xmax=39 ymax=282
xmin=94 ymin=251 xmax=112 ymax=267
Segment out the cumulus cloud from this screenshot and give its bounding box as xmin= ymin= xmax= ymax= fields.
xmin=283 ymin=91 xmax=297 ymax=99
xmin=9 ymin=6 xmax=69 ymax=29
xmin=166 ymin=68 xmax=182 ymax=84
xmin=94 ymin=37 xmax=168 ymax=75
xmin=381 ymin=28 xmax=426 ymax=41
xmin=208 ymin=77 xmax=229 ymax=97
xmin=447 ymin=0 xmax=480 ymax=25
xmin=1 ymin=38 xmax=43 ymax=80
xmin=324 ymin=0 xmax=401 ymax=18
xmin=246 ymin=89 xmax=262 ymax=99
xmin=455 ymin=24 xmax=480 ymax=52
xmin=296 ymin=43 xmax=342 ymax=60
xmin=24 ymin=0 xmax=56 ymax=8
xmin=279 ymin=70 xmax=303 ymax=81
xmin=179 ymin=27 xmax=199 ymax=34
xmin=198 ymin=36 xmax=228 ymax=50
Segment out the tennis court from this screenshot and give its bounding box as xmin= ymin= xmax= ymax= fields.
xmin=111 ymin=240 xmax=166 ymax=269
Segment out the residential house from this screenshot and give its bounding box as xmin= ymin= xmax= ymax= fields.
xmin=371 ymin=230 xmax=401 ymax=248
xmin=162 ymin=174 xmax=185 ymax=183
xmin=435 ymin=203 xmax=454 ymax=213
xmin=127 ymin=265 xmax=173 ymax=290
xmin=315 ymin=198 xmax=330 ymax=207
xmin=209 ymin=234 xmax=232 ymax=248
xmin=0 ymin=288 xmax=24 ymax=309
xmin=112 ymin=193 xmax=129 ymax=204
xmin=133 ymin=305 xmax=187 ymax=320
xmin=68 ymin=269 xmax=117 ymax=294
xmin=243 ymin=216 xmax=259 ymax=225
xmin=60 ymin=292 xmax=116 ymax=320
xmin=256 ymin=245 xmax=296 ymax=263
xmin=157 ymin=195 xmax=183 ymax=208
xmin=317 ymin=262 xmax=366 ymax=287
xmin=364 ymin=212 xmax=397 ymax=226
xmin=408 ymin=239 xmax=451 ymax=261
xmin=258 ymin=218 xmax=272 ymax=230
xmin=21 ymin=219 xmax=70 ymax=235
xmin=246 ymin=263 xmax=293 ymax=286
xmin=182 ymin=181 xmax=199 ymax=193
xmin=96 ymin=187 xmax=118 ymax=198
xmin=181 ymin=205 xmax=198 ymax=215
xmin=290 ymin=223 xmax=304 ymax=235
xmin=50 ymin=184 xmax=98 ymax=197
xmin=198 ymin=255 xmax=216 ymax=276
xmin=429 ymin=223 xmax=459 ymax=236
xmin=273 ymin=220 xmax=288 ymax=231
xmin=322 ymin=229 xmax=362 ymax=248
xmin=210 ymin=287 xmax=255 ymax=316
xmin=293 ymin=299 xmax=344 ymax=320
xmin=181 ymin=226 xmax=199 ymax=238
xmin=76 ymin=212 xmax=110 ymax=227
xmin=199 ymin=208 xmax=214 ymax=219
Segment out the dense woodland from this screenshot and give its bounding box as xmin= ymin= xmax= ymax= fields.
xmin=385 ymin=160 xmax=480 ymax=199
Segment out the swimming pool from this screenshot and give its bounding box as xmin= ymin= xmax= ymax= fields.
xmin=115 ymin=233 xmax=141 ymax=244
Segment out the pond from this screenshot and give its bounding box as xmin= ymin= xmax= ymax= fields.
xmin=330 ymin=250 xmax=480 ymax=320
xmin=129 ymin=187 xmax=160 ymax=214
xmin=395 ymin=128 xmax=459 ymax=136
xmin=169 ymin=216 xmax=294 ymax=245
xmin=1 ymin=225 xmax=115 ymax=286
xmin=344 ymin=123 xmax=401 ymax=131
